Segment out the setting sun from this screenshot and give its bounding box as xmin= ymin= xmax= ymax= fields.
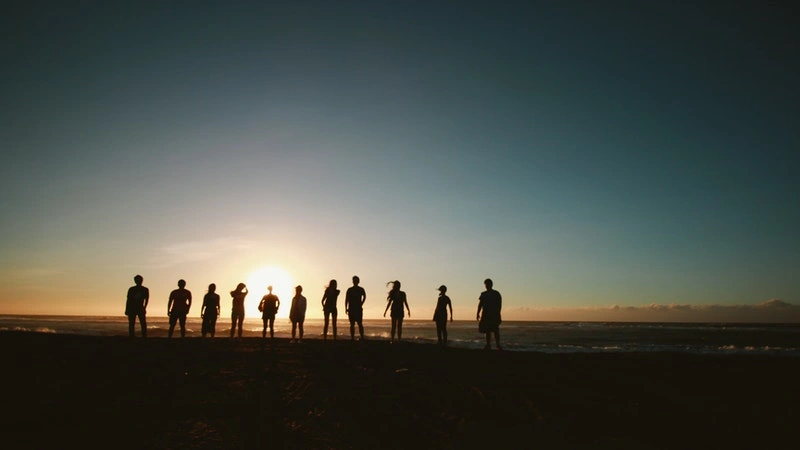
xmin=244 ymin=266 xmax=295 ymax=318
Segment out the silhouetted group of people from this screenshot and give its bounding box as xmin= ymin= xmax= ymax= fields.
xmin=125 ymin=275 xmax=503 ymax=349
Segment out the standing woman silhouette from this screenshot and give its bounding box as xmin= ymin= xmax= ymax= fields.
xmin=383 ymin=280 xmax=410 ymax=343
xmin=321 ymin=279 xmax=340 ymax=341
xmin=230 ymin=283 xmax=248 ymax=339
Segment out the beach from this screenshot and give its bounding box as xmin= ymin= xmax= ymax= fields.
xmin=3 ymin=331 xmax=799 ymax=449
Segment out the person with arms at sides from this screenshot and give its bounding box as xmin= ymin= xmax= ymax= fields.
xmin=433 ymin=284 xmax=453 ymax=346
xmin=259 ymin=285 xmax=280 ymax=339
xmin=125 ymin=274 xmax=149 ymax=338
xmin=168 ymin=279 xmax=192 ymax=338
xmin=477 ymin=278 xmax=502 ymax=350
xmin=289 ymin=285 xmax=307 ymax=343
xmin=383 ymin=280 xmax=410 ymax=344
xmin=200 ymin=283 xmax=220 ymax=338
xmin=321 ymin=279 xmax=340 ymax=341
xmin=345 ymin=275 xmax=367 ymax=341
xmin=230 ymin=283 xmax=248 ymax=339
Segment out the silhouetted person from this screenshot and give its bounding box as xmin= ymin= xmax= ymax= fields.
xmin=259 ymin=285 xmax=279 ymax=339
xmin=383 ymin=280 xmax=410 ymax=343
xmin=125 ymin=274 xmax=149 ymax=338
xmin=345 ymin=275 xmax=366 ymax=341
xmin=230 ymin=283 xmax=248 ymax=339
xmin=201 ymin=283 xmax=220 ymax=338
xmin=168 ymin=279 xmax=192 ymax=338
xmin=433 ymin=284 xmax=453 ymax=345
xmin=321 ymin=279 xmax=340 ymax=341
xmin=289 ymin=285 xmax=307 ymax=343
xmin=477 ymin=278 xmax=502 ymax=350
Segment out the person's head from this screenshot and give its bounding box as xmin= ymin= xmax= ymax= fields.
xmin=295 ymin=285 xmax=303 ymax=295
xmin=328 ymin=279 xmax=337 ymax=289
xmin=178 ymin=279 xmax=186 ymax=288
xmin=235 ymin=283 xmax=246 ymax=292
xmin=267 ymin=285 xmax=273 ymax=293
xmin=484 ymin=278 xmax=493 ymax=289
xmin=208 ymin=283 xmax=216 ymax=293
xmin=438 ymin=285 xmax=447 ymax=294
xmin=352 ymin=275 xmax=360 ymax=285
xmin=387 ymin=280 xmax=400 ymax=292
xmin=134 ymin=274 xmax=143 ymax=285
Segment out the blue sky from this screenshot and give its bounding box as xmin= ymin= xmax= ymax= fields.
xmin=1 ymin=1 xmax=798 ymax=321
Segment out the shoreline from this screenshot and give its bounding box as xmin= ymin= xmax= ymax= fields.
xmin=4 ymin=331 xmax=799 ymax=449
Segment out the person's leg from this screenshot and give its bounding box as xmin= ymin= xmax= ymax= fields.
xmin=484 ymin=332 xmax=491 ymax=349
xmin=168 ymin=315 xmax=177 ymax=338
xmin=292 ymin=321 xmax=297 ymax=341
xmin=390 ymin=319 xmax=397 ymax=342
xmin=350 ymin=319 xmax=355 ymax=340
xmin=269 ymin=318 xmax=275 ymax=338
xmin=495 ymin=329 xmax=501 ymax=350
xmin=128 ymin=315 xmax=135 ymax=338
xmin=358 ymin=320 xmax=364 ymax=340
xmin=237 ymin=316 xmax=243 ymax=338
xmin=210 ymin=317 xmax=216 ymax=337
xmin=262 ymin=318 xmax=267 ymax=338
xmin=179 ymin=315 xmax=187 ymax=337
xmin=299 ymin=321 xmax=304 ymax=341
xmin=139 ymin=312 xmax=147 ymax=338
xmin=231 ymin=315 xmax=236 ymax=338
xmin=442 ymin=324 xmax=448 ymax=346
xmin=323 ymin=312 xmax=329 ymax=340
xmin=332 ymin=310 xmax=337 ymax=339
xmin=397 ymin=318 xmax=403 ymax=341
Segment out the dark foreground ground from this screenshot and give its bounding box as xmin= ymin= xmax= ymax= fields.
xmin=2 ymin=331 xmax=798 ymax=449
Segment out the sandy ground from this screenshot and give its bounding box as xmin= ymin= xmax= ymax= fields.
xmin=3 ymin=331 xmax=798 ymax=449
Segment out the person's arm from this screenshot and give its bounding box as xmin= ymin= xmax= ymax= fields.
xmin=201 ymin=297 xmax=207 ymax=317
xmin=276 ymin=298 xmax=280 ymax=312
xmin=187 ymin=291 xmax=192 ymax=312
xmin=383 ymin=300 xmax=390 ymax=317
xmin=361 ymin=289 xmax=366 ymax=307
xmin=404 ymin=293 xmax=410 ymax=317
xmin=168 ymin=293 xmax=174 ymax=316
xmin=345 ymin=290 xmax=350 ymax=313
xmin=144 ymin=288 xmax=149 ymax=310
xmin=448 ymin=298 xmax=453 ymax=321
xmin=476 ymin=297 xmax=483 ymax=321
xmin=321 ymin=292 xmax=326 ymax=309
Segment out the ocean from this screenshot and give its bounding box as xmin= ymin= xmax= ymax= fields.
xmin=2 ymin=314 xmax=799 ymax=356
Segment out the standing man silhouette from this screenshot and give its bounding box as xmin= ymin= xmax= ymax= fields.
xmin=477 ymin=278 xmax=502 ymax=350
xmin=345 ymin=275 xmax=367 ymax=341
xmin=125 ymin=274 xmax=149 ymax=338
xmin=259 ymin=285 xmax=280 ymax=339
xmin=289 ymin=285 xmax=307 ymax=343
xmin=230 ymin=283 xmax=248 ymax=339
xmin=168 ymin=279 xmax=192 ymax=338
xmin=433 ymin=284 xmax=453 ymax=345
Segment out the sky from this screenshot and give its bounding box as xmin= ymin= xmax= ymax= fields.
xmin=2 ymin=1 xmax=798 ymax=322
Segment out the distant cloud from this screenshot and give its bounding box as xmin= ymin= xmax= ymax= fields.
xmin=148 ymin=236 xmax=255 ymax=268
xmin=507 ymin=299 xmax=800 ymax=323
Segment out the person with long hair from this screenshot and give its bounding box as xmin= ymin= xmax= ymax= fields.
xmin=383 ymin=280 xmax=410 ymax=343
xmin=230 ymin=283 xmax=248 ymax=339
xmin=321 ymin=279 xmax=340 ymax=341
xmin=433 ymin=284 xmax=453 ymax=345
xmin=200 ymin=283 xmax=220 ymax=338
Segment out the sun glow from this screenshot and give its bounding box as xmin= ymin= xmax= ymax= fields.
xmin=244 ymin=265 xmax=295 ymax=318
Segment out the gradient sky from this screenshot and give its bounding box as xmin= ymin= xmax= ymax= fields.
xmin=2 ymin=1 xmax=798 ymax=322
